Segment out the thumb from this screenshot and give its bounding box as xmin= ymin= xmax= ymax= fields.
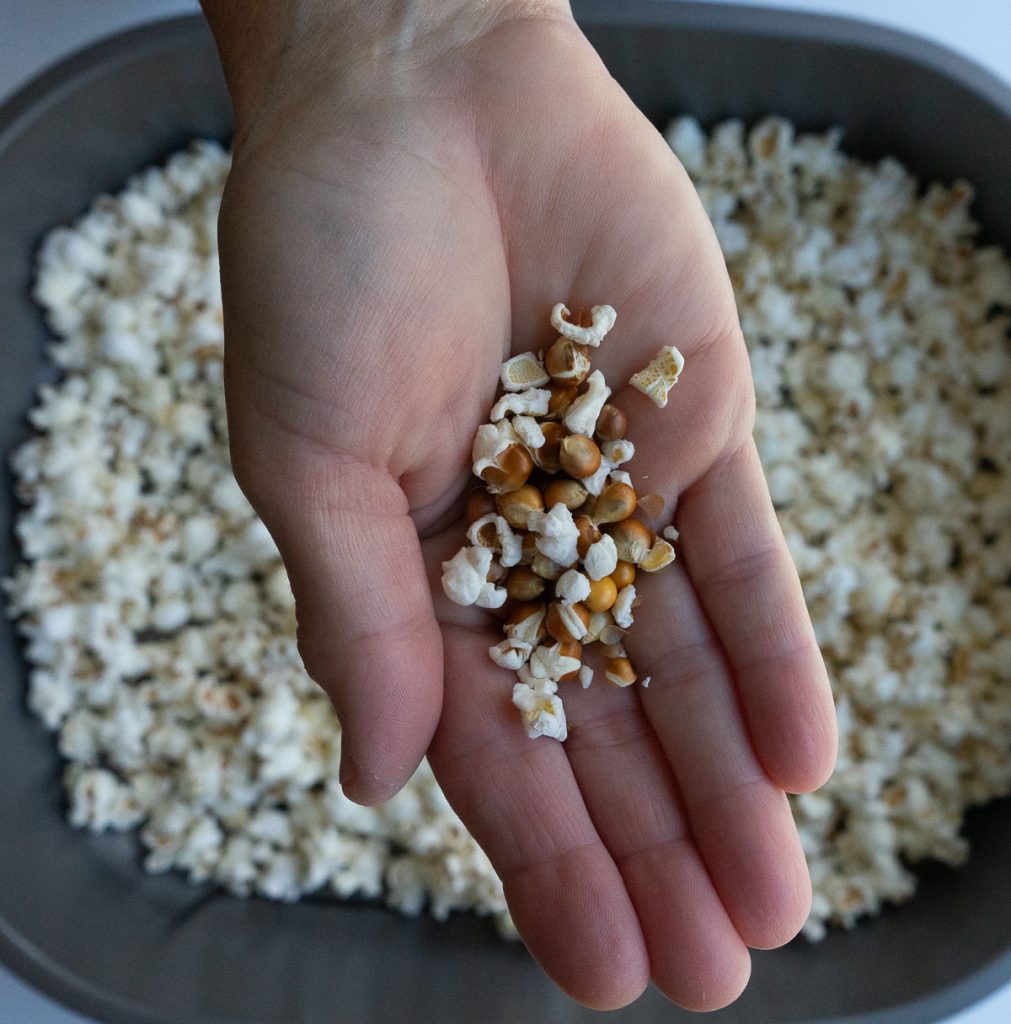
xmin=246 ymin=455 xmax=443 ymax=806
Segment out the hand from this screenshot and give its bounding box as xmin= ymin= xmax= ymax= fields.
xmin=204 ymin=0 xmax=837 ymax=1010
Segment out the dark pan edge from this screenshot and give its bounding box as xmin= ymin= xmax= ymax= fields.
xmin=578 ymin=0 xmax=1011 ymax=117
xmin=0 ymin=17 xmax=215 ymax=153
xmin=1 ymin=7 xmax=1010 ymax=1024
xmin=813 ymin=945 xmax=1011 ymax=1024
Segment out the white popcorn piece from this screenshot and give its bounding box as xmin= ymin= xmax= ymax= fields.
xmin=563 ymin=370 xmax=611 ymax=437
xmin=612 ymin=584 xmax=637 ymax=629
xmin=555 ymin=569 xmax=590 ymax=605
xmin=511 ymin=683 xmax=568 ymax=741
xmin=500 ymin=352 xmax=549 ymax=391
xmin=665 ymin=116 xmax=707 ymax=174
xmin=466 ymin=514 xmax=523 ymax=568
xmin=609 ymin=470 xmax=633 ymax=486
xmin=629 ymin=345 xmax=686 ymax=408
xmin=511 ymin=415 xmax=545 ymax=449
xmin=194 ymin=679 xmax=251 ymax=723
xmin=68 ymin=767 xmax=129 ymax=832
xmin=662 ymin=525 xmax=680 ymax=542
xmin=641 ymin=676 xmax=651 ymax=689
xmin=504 ymin=605 xmax=547 ymax=648
xmin=581 ymin=461 xmax=610 ymax=498
xmin=515 ymin=662 xmax=540 ymax=689
xmin=441 ymin=545 xmax=493 ymax=606
xmin=488 ymin=638 xmax=533 ymax=671
xmin=550 ymin=303 xmax=617 ymax=348
xmin=583 ymin=534 xmax=618 ymax=581
xmin=528 ymin=643 xmax=581 ymax=681
xmin=489 ymin=388 xmax=550 ymax=422
xmin=578 ymin=665 xmax=594 ymax=689
xmin=527 ymin=503 xmax=580 ymax=568
xmin=475 ymin=581 xmax=508 ymax=609
xmin=602 ymin=439 xmax=635 ymax=466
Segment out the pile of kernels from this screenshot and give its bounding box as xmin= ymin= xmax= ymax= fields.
xmin=441 ymin=306 xmax=683 ymax=741
xmin=666 ymin=115 xmax=1011 ymax=938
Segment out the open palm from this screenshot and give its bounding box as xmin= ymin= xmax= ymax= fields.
xmin=216 ymin=10 xmax=837 ymax=1011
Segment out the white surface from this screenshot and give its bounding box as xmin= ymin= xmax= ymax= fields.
xmin=1 ymin=1 xmax=1009 ymax=1022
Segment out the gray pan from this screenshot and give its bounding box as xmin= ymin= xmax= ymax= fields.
xmin=1 ymin=3 xmax=1010 ymax=1023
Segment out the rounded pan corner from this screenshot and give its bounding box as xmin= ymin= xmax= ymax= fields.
xmin=0 ymin=14 xmax=211 ymax=151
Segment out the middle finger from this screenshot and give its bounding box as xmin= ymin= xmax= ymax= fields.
xmin=633 ymin=561 xmax=812 ymax=949
xmin=563 ymin=677 xmax=751 ymax=1010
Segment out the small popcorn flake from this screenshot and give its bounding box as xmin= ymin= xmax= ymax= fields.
xmin=472 ymin=421 xmax=517 ymax=466
xmin=511 ymin=684 xmax=568 ymax=741
xmin=611 ymin=585 xmax=637 ymax=629
xmin=441 ymin=546 xmax=493 ymax=607
xmin=500 ymin=352 xmax=549 ymax=392
xmin=662 ymin=525 xmax=680 ymax=543
xmin=550 ymin=303 xmax=617 ymax=348
xmin=583 ymin=535 xmax=618 ymax=581
xmin=489 ymin=388 xmax=550 ymax=422
xmin=512 ymin=415 xmax=545 ymax=449
xmin=563 ymin=370 xmax=611 ymax=438
xmin=527 ymin=504 xmax=580 ymax=569
xmin=504 ymin=605 xmax=547 ymax=648
xmin=629 ymin=345 xmax=685 ymax=408
xmin=488 ymin=638 xmax=532 ymax=671
xmin=555 ymin=569 xmax=590 ymax=605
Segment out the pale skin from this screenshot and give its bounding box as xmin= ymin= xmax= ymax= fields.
xmin=201 ymin=0 xmax=838 ymax=1011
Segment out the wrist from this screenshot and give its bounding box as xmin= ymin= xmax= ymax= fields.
xmin=201 ymin=0 xmax=572 ymax=135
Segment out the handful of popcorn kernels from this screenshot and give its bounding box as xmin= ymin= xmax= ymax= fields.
xmin=442 ymin=303 xmax=685 ymax=741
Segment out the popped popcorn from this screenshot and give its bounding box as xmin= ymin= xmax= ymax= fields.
xmin=563 ymin=369 xmax=611 ymax=437
xmin=14 ymin=114 xmax=1008 ymax=950
xmin=550 ymin=302 xmax=617 ymax=347
xmin=668 ymin=115 xmax=1011 ymax=940
xmin=6 ymin=141 xmax=516 ymax=936
xmin=500 ymin=351 xmax=550 ymax=392
xmin=629 ymin=345 xmax=685 ymax=408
